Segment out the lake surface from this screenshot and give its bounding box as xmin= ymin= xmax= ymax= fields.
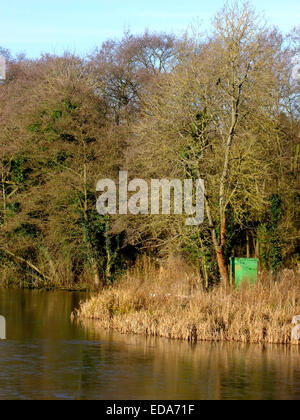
xmin=0 ymin=288 xmax=299 ymax=400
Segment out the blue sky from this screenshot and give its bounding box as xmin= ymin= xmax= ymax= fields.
xmin=1 ymin=0 xmax=299 ymax=58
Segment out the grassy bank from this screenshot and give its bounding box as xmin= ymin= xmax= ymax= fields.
xmin=75 ymin=258 xmax=300 ymax=345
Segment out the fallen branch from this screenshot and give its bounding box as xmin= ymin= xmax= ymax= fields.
xmin=0 ymin=247 xmax=50 ymax=281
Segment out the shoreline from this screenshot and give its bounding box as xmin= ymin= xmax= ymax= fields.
xmin=76 ymin=317 xmax=300 ymax=347
xmin=75 ymin=269 xmax=300 ymax=346
xmin=75 ymin=314 xmax=300 ymax=346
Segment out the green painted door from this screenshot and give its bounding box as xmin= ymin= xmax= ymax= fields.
xmin=230 ymin=258 xmax=258 ymax=287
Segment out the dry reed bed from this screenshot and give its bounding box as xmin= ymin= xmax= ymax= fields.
xmin=76 ymin=258 xmax=300 ymax=345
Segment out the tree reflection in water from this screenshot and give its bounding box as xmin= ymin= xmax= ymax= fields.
xmin=0 ymin=289 xmax=299 ymax=400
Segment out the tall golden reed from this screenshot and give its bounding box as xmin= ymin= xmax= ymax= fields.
xmin=76 ymin=257 xmax=300 ymax=345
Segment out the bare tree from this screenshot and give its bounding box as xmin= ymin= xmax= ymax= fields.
xmin=128 ymin=2 xmax=295 ymax=285
xmin=89 ymin=31 xmax=178 ymax=124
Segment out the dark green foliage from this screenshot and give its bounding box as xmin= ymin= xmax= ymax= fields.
xmin=52 ymin=109 xmax=62 ymax=121
xmin=14 ymin=223 xmax=41 ymax=239
xmin=224 ymin=207 xmax=242 ymax=262
xmin=64 ymin=99 xmax=77 ymax=113
xmin=29 ymin=121 xmax=42 ymax=132
xmin=11 ymin=158 xmax=27 ymax=185
xmin=83 ymin=212 xmax=124 ymax=283
xmin=6 ymin=202 xmax=21 ymax=218
xmin=269 ymin=195 xmax=283 ymax=273
xmin=258 ymin=195 xmax=283 ymax=273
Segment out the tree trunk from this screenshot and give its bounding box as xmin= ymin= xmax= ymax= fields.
xmin=220 ymin=212 xmax=230 ymax=285
xmin=255 ymin=238 xmax=260 ymax=259
xmin=246 ymin=231 xmax=250 ymax=258
xmin=92 ymin=261 xmax=101 ymax=287
xmin=104 ymin=217 xmax=112 ymax=283
xmin=216 ymin=249 xmax=230 ymax=285
xmin=201 ymin=257 xmax=209 ymax=289
xmin=205 ymin=196 xmax=230 ymax=285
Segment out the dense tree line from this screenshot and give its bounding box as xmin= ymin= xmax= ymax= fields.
xmin=0 ymin=2 xmax=299 ymax=288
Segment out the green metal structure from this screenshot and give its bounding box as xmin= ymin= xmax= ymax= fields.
xmin=230 ymin=258 xmax=259 ymax=287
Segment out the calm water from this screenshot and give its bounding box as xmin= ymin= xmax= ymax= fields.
xmin=0 ymin=288 xmax=299 ymax=400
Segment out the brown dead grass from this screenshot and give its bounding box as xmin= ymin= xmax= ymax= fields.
xmin=76 ymin=257 xmax=300 ymax=345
